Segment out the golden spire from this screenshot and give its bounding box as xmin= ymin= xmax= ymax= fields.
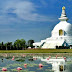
xmin=62 ymin=6 xmax=65 ymax=10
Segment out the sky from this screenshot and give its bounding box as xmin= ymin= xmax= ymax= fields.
xmin=0 ymin=0 xmax=72 ymax=43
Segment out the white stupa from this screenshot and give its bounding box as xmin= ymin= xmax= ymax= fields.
xmin=33 ymin=6 xmax=72 ymax=49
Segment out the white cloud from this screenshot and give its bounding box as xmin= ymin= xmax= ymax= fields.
xmin=40 ymin=0 xmax=48 ymax=7
xmin=0 ymin=0 xmax=57 ymax=25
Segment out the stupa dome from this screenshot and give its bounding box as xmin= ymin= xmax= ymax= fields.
xmin=52 ymin=21 xmax=72 ymax=37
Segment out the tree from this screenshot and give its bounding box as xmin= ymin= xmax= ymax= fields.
xmin=4 ymin=43 xmax=8 ymax=50
xmin=14 ymin=39 xmax=26 ymax=50
xmin=28 ymin=40 xmax=34 ymax=48
xmin=20 ymin=39 xmax=26 ymax=50
xmin=7 ymin=42 xmax=12 ymax=50
xmin=1 ymin=42 xmax=4 ymax=49
xmin=9 ymin=42 xmax=12 ymax=50
xmin=14 ymin=39 xmax=21 ymax=50
xmin=0 ymin=43 xmax=2 ymax=50
xmin=3 ymin=42 xmax=13 ymax=50
xmin=0 ymin=42 xmax=4 ymax=50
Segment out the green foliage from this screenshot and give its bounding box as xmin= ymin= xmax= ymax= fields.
xmin=16 ymin=58 xmax=25 ymax=62
xmin=0 ymin=39 xmax=35 ymax=50
xmin=28 ymin=40 xmax=34 ymax=48
xmin=14 ymin=39 xmax=26 ymax=50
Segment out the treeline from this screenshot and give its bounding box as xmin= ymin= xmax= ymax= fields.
xmin=0 ymin=39 xmax=34 ymax=50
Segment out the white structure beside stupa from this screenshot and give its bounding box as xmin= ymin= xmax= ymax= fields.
xmin=33 ymin=6 xmax=72 ymax=49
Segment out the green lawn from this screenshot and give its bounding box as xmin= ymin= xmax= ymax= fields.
xmin=0 ymin=49 xmax=72 ymax=53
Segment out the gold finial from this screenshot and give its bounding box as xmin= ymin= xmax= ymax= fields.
xmin=62 ymin=6 xmax=65 ymax=10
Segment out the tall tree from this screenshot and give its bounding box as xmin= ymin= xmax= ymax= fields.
xmin=1 ymin=42 xmax=4 ymax=49
xmin=20 ymin=39 xmax=26 ymax=50
xmin=0 ymin=43 xmax=2 ymax=50
xmin=7 ymin=42 xmax=12 ymax=50
xmin=14 ymin=39 xmax=21 ymax=50
xmin=9 ymin=42 xmax=12 ymax=50
xmin=14 ymin=39 xmax=26 ymax=50
xmin=28 ymin=40 xmax=34 ymax=48
xmin=4 ymin=43 xmax=8 ymax=50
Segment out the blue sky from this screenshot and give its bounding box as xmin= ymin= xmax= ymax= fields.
xmin=0 ymin=0 xmax=72 ymax=43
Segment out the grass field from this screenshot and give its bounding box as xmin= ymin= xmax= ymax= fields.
xmin=0 ymin=49 xmax=72 ymax=53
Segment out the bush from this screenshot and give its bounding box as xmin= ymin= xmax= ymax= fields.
xmin=56 ymin=46 xmax=70 ymax=49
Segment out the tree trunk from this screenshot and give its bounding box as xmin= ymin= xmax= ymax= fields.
xmin=6 ymin=46 xmax=7 ymax=50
